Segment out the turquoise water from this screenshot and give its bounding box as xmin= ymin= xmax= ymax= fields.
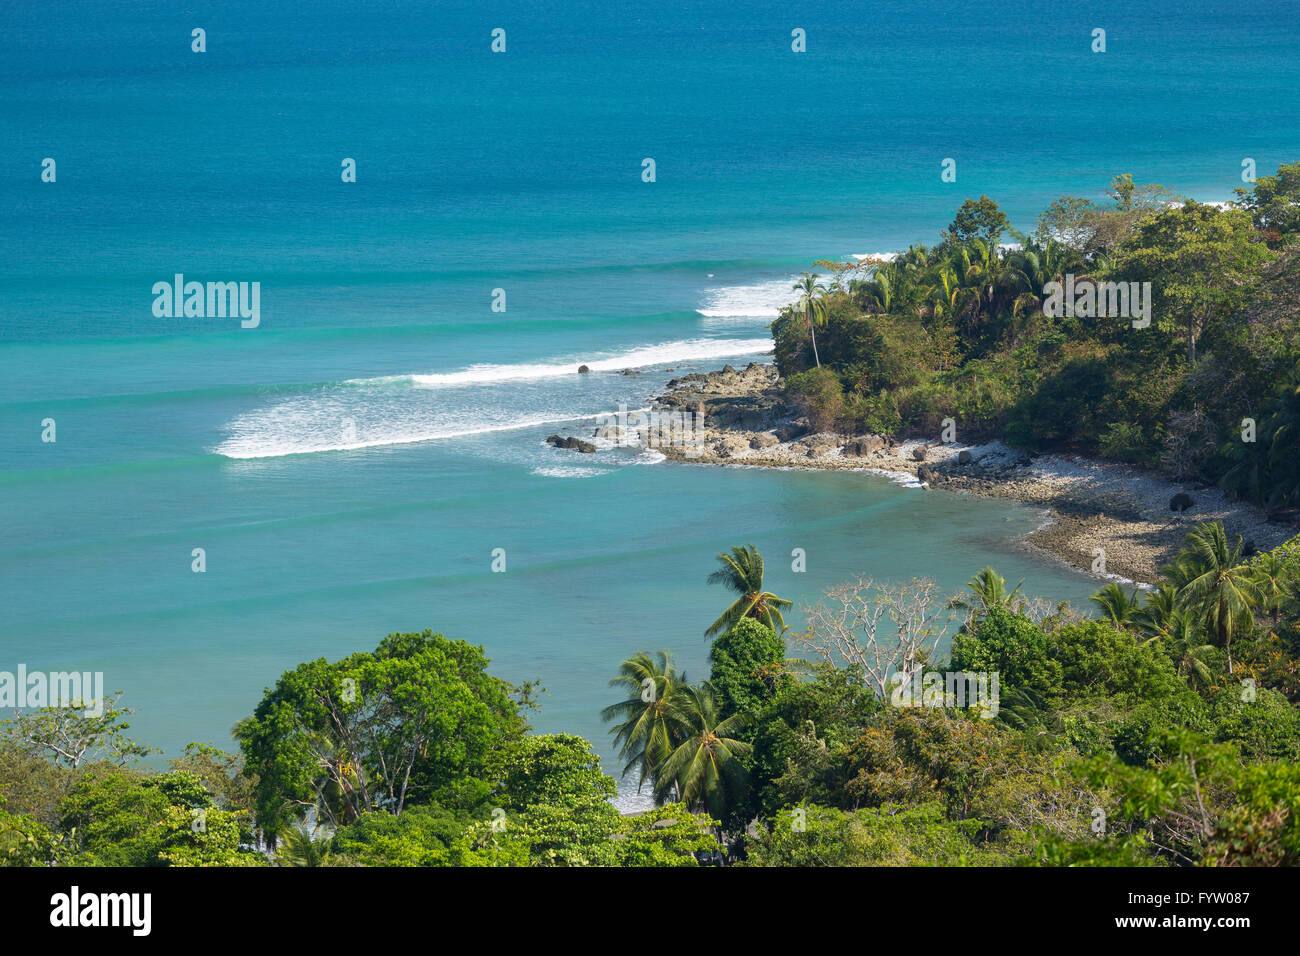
xmin=3 ymin=0 xmax=1299 ymax=801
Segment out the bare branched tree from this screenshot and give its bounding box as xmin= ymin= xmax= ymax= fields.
xmin=790 ymin=577 xmax=959 ymax=699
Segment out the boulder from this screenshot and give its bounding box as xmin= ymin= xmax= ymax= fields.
xmin=710 ymin=436 xmax=751 ymax=459
xmin=774 ymin=423 xmax=808 ymax=443
xmin=1170 ymin=492 xmax=1194 ymax=513
xmin=577 ymin=365 xmax=590 ymax=374
xmin=797 ymin=435 xmax=838 ymax=458
xmin=548 ymin=434 xmax=596 ymax=453
xmin=912 ymin=446 xmax=927 ymax=462
xmin=957 ymin=450 xmax=973 ymax=465
xmin=917 ymin=464 xmax=936 ymax=484
xmin=750 ymin=433 xmax=780 ymax=450
xmin=841 ymin=435 xmax=886 ymax=458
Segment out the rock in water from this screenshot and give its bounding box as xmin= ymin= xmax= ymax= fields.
xmin=577 ymin=365 xmax=590 ymax=373
xmin=549 ymin=435 xmax=597 ymax=453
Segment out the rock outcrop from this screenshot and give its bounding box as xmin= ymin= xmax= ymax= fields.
xmin=546 ymin=434 xmax=596 ymax=453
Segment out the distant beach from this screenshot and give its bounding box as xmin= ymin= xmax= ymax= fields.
xmin=638 ymin=362 xmax=1296 ymax=584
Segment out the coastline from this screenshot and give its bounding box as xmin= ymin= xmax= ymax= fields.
xmin=640 ymin=362 xmax=1297 ymax=585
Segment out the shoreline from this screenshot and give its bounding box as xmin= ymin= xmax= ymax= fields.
xmin=638 ymin=362 xmax=1297 ymax=585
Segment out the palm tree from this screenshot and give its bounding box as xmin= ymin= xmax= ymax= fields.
xmin=792 ymin=272 xmax=830 ymax=368
xmin=1137 ymin=582 xmax=1217 ymax=688
xmin=1147 ymin=612 xmax=1217 ymax=689
xmin=1249 ymin=552 xmax=1289 ymax=626
xmin=857 ymin=262 xmax=895 ymax=314
xmin=1162 ymin=522 xmax=1262 ymax=674
xmin=994 ymin=685 xmax=1046 ymax=731
xmin=1003 ymin=240 xmax=1081 ymax=342
xmin=1090 ymin=582 xmax=1143 ymax=630
xmin=1136 ymin=581 xmax=1181 ymax=638
xmin=948 ymin=566 xmax=1026 ymax=625
xmin=927 ymin=263 xmax=962 ymax=323
xmin=601 ymin=651 xmax=686 ymax=794
xmin=705 ymin=544 xmax=792 ymax=637
xmin=275 ymin=822 xmax=333 ymax=867
xmin=653 ymin=682 xmax=751 ymax=818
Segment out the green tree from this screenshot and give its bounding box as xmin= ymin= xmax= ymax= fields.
xmin=1052 ymin=619 xmax=1181 ymax=703
xmin=0 ymin=808 xmax=63 ymax=867
xmin=56 ymin=768 xmax=171 ymax=866
xmin=708 ymin=618 xmax=786 ymax=719
xmin=704 ymin=544 xmax=793 ymax=637
xmin=1163 ymin=522 xmax=1262 ymax=673
xmin=949 ymin=606 xmax=1062 ymax=705
xmin=155 ymin=804 xmax=259 ymax=867
xmin=945 ymin=195 xmax=1010 ymax=249
xmin=275 ymin=822 xmax=334 ymax=867
xmin=792 ymin=273 xmax=830 ymax=368
xmin=601 ymin=651 xmax=685 ymax=795
xmin=743 ymin=803 xmax=1001 ymax=867
xmin=948 ymin=567 xmax=1026 ymax=626
xmin=1115 ymin=203 xmax=1273 ymax=365
xmin=613 ymin=803 xmax=720 ymax=866
xmin=1233 ymin=160 xmax=1300 ymax=242
xmin=0 ymin=693 xmax=155 ymax=770
xmin=654 ymin=683 xmax=751 ymax=819
xmin=745 ymin=664 xmax=880 ymax=818
xmin=238 ymin=630 xmax=522 ymax=839
xmin=330 ymin=804 xmax=482 ymax=866
xmin=1089 ymin=582 xmax=1143 ymax=629
xmin=459 ymin=734 xmax=624 ymax=867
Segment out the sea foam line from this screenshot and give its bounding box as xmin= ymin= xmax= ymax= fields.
xmin=215 ymin=414 xmax=581 ymax=460
xmin=409 ymin=337 xmax=772 ymax=388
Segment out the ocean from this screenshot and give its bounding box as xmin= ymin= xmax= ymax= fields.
xmin=3 ymin=0 xmax=1298 ymax=806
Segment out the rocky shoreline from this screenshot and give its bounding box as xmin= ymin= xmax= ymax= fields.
xmin=640 ymin=362 xmax=1297 ymax=585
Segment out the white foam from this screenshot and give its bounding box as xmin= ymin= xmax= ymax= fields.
xmin=409 ymin=338 xmax=771 ymax=388
xmin=697 ymin=277 xmax=809 ymax=318
xmin=863 ymin=467 xmax=926 ymax=489
xmin=216 ymin=412 xmax=576 ymax=460
xmin=531 ymin=465 xmax=605 ymax=479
